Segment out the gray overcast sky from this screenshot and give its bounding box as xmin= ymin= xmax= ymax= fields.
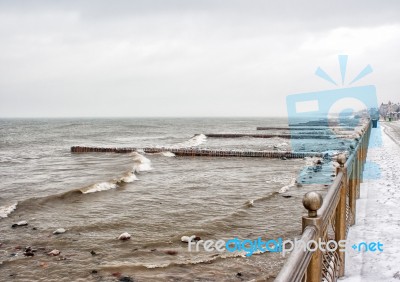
xmin=0 ymin=0 xmax=399 ymax=117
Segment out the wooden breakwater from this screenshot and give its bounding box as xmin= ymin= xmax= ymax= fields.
xmin=71 ymin=146 xmax=322 ymax=159
xmin=71 ymin=146 xmax=137 ymax=153
xmin=204 ymin=133 xmax=332 ymax=139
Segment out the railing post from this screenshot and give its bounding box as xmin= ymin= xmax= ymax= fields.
xmin=356 ymin=147 xmax=361 ymax=199
xmin=362 ymin=135 xmax=366 ymax=163
xmin=335 ymin=154 xmax=347 ymax=277
xmin=349 ymin=160 xmax=357 ymax=225
xmin=302 ymin=192 xmax=323 ymax=282
xmin=360 ymin=135 xmax=365 ymax=180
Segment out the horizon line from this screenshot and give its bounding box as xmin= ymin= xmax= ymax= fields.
xmin=0 ymin=115 xmax=289 ymax=119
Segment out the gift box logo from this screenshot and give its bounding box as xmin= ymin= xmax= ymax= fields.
xmin=286 ymin=55 xmax=381 ymax=184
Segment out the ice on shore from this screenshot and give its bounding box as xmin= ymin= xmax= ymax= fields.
xmin=118 ymin=232 xmax=131 ymax=240
xmin=53 ymin=228 xmax=66 ymax=235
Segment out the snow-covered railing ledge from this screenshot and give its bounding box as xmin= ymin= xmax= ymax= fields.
xmin=275 ymin=121 xmax=372 ymax=282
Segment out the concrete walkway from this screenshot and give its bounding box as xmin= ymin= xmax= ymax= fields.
xmin=342 ymin=121 xmax=400 ymax=281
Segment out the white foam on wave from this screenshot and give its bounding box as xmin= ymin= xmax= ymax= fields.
xmin=161 ymin=151 xmax=175 ymax=157
xmin=131 ymin=152 xmax=153 ymax=172
xmin=81 ymin=182 xmax=118 ymax=194
xmin=279 ymin=178 xmax=296 ymax=193
xmin=79 ymin=153 xmax=152 ymax=195
xmin=120 ymin=172 xmax=138 ymax=183
xmin=171 ymin=134 xmax=207 ymax=148
xmin=81 ymin=171 xmax=138 ymax=194
xmin=273 ymin=141 xmax=289 ymax=151
xmin=0 ymin=203 xmax=18 ymax=218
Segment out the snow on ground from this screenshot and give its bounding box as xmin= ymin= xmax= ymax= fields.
xmin=341 ymin=121 xmax=400 ymax=282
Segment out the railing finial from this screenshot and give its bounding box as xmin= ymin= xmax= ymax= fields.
xmin=303 ymin=192 xmax=323 ymax=218
xmin=337 ymin=153 xmax=347 ymax=167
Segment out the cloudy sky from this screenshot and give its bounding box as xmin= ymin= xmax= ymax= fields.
xmin=0 ymin=0 xmax=399 ymax=117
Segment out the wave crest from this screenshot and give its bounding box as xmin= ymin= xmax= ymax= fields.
xmin=80 ymin=182 xmax=118 ymax=194
xmin=161 ymin=151 xmax=175 ymax=157
xmin=0 ymin=203 xmax=18 ymax=218
xmin=170 ymin=134 xmax=207 ymax=148
xmin=131 ymin=152 xmax=153 ymax=172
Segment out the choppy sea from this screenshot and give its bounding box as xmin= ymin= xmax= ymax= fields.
xmin=0 ymin=118 xmax=340 ymax=281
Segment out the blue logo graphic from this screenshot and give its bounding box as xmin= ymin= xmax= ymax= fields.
xmin=286 ymin=55 xmax=382 ymax=184
xmin=351 ymin=241 xmax=384 ymax=252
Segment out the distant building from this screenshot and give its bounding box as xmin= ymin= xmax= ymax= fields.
xmin=380 ymin=101 xmax=400 ymax=120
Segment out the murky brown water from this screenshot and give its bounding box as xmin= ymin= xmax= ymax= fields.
xmin=0 ymin=118 xmax=336 ymax=281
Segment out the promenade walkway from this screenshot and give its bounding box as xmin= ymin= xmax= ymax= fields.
xmin=342 ymin=121 xmax=400 ymax=282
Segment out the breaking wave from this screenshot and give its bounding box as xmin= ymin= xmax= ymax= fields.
xmin=120 ymin=171 xmax=138 ymax=183
xmin=80 ymin=181 xmax=118 ymax=194
xmin=9 ymin=152 xmax=152 ymax=212
xmin=161 ymin=151 xmax=175 ymax=157
xmin=0 ymin=203 xmax=18 ymax=218
xmin=131 ymin=152 xmax=153 ymax=172
xmin=80 ymin=170 xmax=140 ymax=194
xmin=80 ymin=152 xmax=151 ymax=194
xmin=278 ymin=178 xmax=296 ymax=194
xmin=170 ymin=134 xmax=207 ymax=148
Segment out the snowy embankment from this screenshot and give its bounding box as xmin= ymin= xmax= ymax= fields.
xmin=342 ymin=122 xmax=400 ymax=282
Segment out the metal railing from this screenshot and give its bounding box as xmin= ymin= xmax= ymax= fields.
xmin=275 ymin=121 xmax=372 ymax=282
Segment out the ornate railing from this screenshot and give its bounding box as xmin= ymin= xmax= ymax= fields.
xmin=275 ymin=121 xmax=372 ymax=282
